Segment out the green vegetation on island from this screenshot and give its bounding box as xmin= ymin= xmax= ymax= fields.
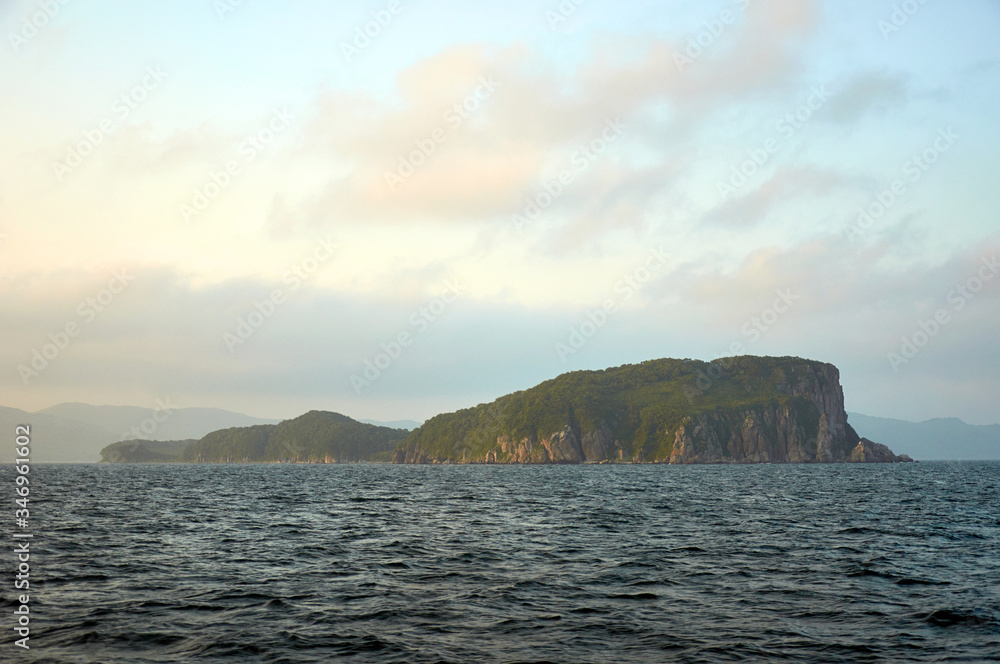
xmin=100 ymin=411 xmax=407 ymax=464
xmin=181 ymin=410 xmax=407 ymax=463
xmin=394 ymin=356 xmax=909 ymax=464
xmin=100 ymin=439 xmax=194 ymax=463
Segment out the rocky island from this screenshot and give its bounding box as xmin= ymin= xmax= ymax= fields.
xmin=394 ymin=356 xmax=912 ymax=464
xmin=101 ymin=356 xmax=911 ymax=465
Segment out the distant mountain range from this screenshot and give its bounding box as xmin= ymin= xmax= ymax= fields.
xmin=39 ymin=403 xmax=281 ymax=440
xmin=0 ymin=403 xmax=278 ymax=463
xmin=1 ymin=405 xmax=125 ymax=464
xmin=847 ymin=413 xmax=1000 ymax=460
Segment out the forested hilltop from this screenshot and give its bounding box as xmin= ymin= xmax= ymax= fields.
xmin=394 ymin=356 xmax=911 ymax=464
xmin=101 ymin=411 xmax=407 ymax=463
xmin=182 ymin=410 xmax=406 ymax=462
xmin=100 ymin=439 xmax=193 ymax=463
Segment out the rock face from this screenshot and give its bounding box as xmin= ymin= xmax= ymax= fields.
xmin=490 ymin=426 xmax=598 ymax=464
xmin=394 ymin=356 xmax=910 ymax=464
xmin=849 ymin=438 xmax=914 ymax=463
xmin=668 ymin=363 xmax=855 ymax=464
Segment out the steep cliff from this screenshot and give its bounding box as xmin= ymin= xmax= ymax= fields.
xmin=394 ymin=356 xmax=910 ymax=464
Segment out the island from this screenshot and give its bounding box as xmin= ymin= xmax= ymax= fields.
xmin=100 ymin=411 xmax=406 ymax=463
xmin=101 ymin=356 xmax=913 ymax=464
xmin=395 ymin=356 xmax=912 ymax=464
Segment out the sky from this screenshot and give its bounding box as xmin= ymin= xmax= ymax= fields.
xmin=1 ymin=0 xmax=998 ymax=425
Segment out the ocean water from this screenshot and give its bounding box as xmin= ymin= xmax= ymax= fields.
xmin=4 ymin=462 xmax=999 ymax=663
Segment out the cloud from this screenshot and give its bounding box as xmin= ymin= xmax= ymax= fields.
xmin=288 ymin=1 xmax=822 ymax=231
xmin=0 ymin=264 xmax=582 ymax=417
xmin=3 ymin=229 xmax=996 ymax=423
xmin=703 ymin=166 xmax=851 ymax=227
xmin=826 ymin=71 xmax=910 ymax=123
xmin=661 ymin=230 xmax=1000 ymax=330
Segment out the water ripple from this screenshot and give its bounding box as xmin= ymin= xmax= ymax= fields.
xmin=2 ymin=462 xmax=998 ymax=662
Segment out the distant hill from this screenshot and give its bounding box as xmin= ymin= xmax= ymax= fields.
xmin=40 ymin=403 xmax=280 ymax=442
xmin=395 ymin=356 xmax=910 ymax=464
xmin=100 ymin=439 xmax=194 ymax=463
xmin=182 ymin=411 xmax=408 ymax=463
xmin=0 ymin=406 xmax=120 ymax=463
xmin=848 ymin=413 xmax=1000 ymax=460
xmin=0 ymin=403 xmax=283 ymax=463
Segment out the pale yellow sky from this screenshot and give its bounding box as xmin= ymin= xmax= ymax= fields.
xmin=2 ymin=0 xmax=999 ymax=424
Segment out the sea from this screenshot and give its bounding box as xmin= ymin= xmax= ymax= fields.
xmin=3 ymin=462 xmax=999 ymax=663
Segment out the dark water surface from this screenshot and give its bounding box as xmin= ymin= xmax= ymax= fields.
xmin=4 ymin=462 xmax=999 ymax=663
